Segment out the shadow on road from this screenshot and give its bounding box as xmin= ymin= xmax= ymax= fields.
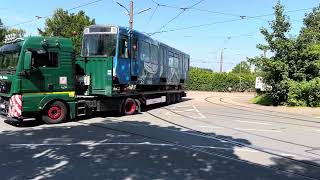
xmin=0 ymin=118 xmax=320 ymax=180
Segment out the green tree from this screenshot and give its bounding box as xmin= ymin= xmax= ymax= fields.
xmin=38 ymin=8 xmax=95 ymax=55
xmin=298 ymin=5 xmax=320 ymax=44
xmin=231 ymin=61 xmax=251 ymax=74
xmin=6 ymin=28 xmax=26 ymax=38
xmin=250 ymin=1 xmax=293 ymax=105
xmin=0 ymin=18 xmax=6 ymax=45
xmin=294 ymin=6 xmax=320 ymax=81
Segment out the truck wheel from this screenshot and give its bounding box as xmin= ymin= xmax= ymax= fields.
xmin=123 ymin=98 xmax=136 ymax=115
xmin=42 ymin=101 xmax=67 ymax=124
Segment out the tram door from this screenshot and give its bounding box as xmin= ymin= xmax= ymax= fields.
xmin=118 ymin=34 xmax=131 ymax=84
xmin=130 ymin=36 xmax=139 ymax=81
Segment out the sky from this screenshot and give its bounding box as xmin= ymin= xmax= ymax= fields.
xmin=1 ymin=0 xmax=319 ymax=71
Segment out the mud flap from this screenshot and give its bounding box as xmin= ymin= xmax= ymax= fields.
xmin=135 ymin=99 xmax=141 ymax=113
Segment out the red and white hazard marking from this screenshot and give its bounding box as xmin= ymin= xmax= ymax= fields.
xmin=8 ymin=94 xmax=22 ymax=118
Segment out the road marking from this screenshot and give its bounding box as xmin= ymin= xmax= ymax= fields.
xmin=194 ymin=146 xmax=258 ymax=153
xmin=164 ymin=111 xmax=181 ymax=117
xmin=235 ymin=128 xmax=283 ymax=133
xmin=198 ymin=125 xmax=224 ymax=129
xmin=10 ymin=142 xmax=263 ymax=154
xmin=280 ymin=153 xmax=296 ymax=157
xmin=174 ymin=109 xmax=198 ymax=113
xmin=235 ymin=120 xmax=272 ymax=125
xmin=171 ymin=104 xmax=192 ymax=108
xmin=10 ymin=142 xmax=175 ymax=147
xmin=165 ymin=104 xmax=206 ymax=119
xmin=192 ymin=104 xmax=206 ymax=119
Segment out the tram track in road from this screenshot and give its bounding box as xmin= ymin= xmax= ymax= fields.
xmin=163 ymin=106 xmax=316 ymax=150
xmin=204 ymin=96 xmax=320 ymax=125
xmin=152 ymin=107 xmax=320 ymax=169
xmin=181 ymin=103 xmax=320 ymax=129
xmin=220 ymin=96 xmax=317 ymax=118
xmin=74 ymin=119 xmax=320 ymax=180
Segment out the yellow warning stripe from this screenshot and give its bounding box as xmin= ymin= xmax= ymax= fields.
xmin=24 ymin=91 xmax=75 ymax=97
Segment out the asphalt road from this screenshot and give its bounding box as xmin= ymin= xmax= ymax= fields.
xmin=1 ymin=92 xmax=320 ymax=180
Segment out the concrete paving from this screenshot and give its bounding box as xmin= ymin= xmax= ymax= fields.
xmin=0 ymin=91 xmax=320 ymax=180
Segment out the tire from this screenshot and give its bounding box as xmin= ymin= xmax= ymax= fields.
xmin=176 ymin=93 xmax=182 ymax=103
xmin=122 ymin=98 xmax=137 ymax=115
xmin=172 ymin=94 xmax=177 ymax=104
xmin=42 ymin=101 xmax=67 ymax=124
xmin=166 ymin=94 xmax=172 ymax=105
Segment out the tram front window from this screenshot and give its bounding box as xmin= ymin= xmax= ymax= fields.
xmin=82 ymin=34 xmax=117 ymax=57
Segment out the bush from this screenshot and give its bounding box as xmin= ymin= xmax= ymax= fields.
xmin=186 ymin=67 xmax=256 ymax=92
xmin=266 ymin=80 xmax=290 ymax=106
xmin=251 ymin=94 xmax=273 ymax=106
xmin=287 ymin=78 xmax=320 ymax=107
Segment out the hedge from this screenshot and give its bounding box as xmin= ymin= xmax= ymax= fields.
xmin=186 ymin=67 xmax=256 ymax=92
xmin=287 ymin=78 xmax=320 ymax=107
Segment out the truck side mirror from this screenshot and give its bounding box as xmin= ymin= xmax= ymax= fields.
xmin=24 ymin=51 xmax=31 ymax=70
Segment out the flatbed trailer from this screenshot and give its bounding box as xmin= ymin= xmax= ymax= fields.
xmin=0 ymin=26 xmax=189 ymax=124
xmin=76 ymin=90 xmax=186 ymax=117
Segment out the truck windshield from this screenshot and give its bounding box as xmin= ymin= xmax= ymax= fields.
xmin=82 ymin=34 xmax=116 ymax=57
xmin=0 ymin=43 xmax=21 ymax=71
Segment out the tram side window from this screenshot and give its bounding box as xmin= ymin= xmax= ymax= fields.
xmin=31 ymin=50 xmax=58 ymax=68
xmin=174 ymin=53 xmax=179 ymax=69
xmin=150 ymin=44 xmax=158 ymax=63
xmin=160 ymin=47 xmax=163 ymax=65
xmin=160 ymin=46 xmax=166 ymax=65
xmin=132 ymin=38 xmax=138 ymax=60
xmin=140 ymin=41 xmax=150 ymax=61
xmin=168 ymin=51 xmax=174 ymax=68
xmin=119 ymin=35 xmax=129 ymax=58
xmin=185 ymin=56 xmax=190 ymax=71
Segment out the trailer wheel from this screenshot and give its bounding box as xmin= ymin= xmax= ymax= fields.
xmin=123 ymin=98 xmax=137 ymax=115
xmin=176 ymin=94 xmax=182 ymax=103
xmin=42 ymin=101 xmax=67 ymax=124
xmin=166 ymin=94 xmax=173 ymax=105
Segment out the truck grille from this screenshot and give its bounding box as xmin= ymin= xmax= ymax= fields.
xmin=0 ymin=97 xmax=9 ymax=115
xmin=0 ymin=81 xmax=11 ymax=94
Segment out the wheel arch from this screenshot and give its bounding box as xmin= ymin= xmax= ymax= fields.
xmin=39 ymin=97 xmax=70 ymax=117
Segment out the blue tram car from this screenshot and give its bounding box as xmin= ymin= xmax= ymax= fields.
xmin=80 ymin=25 xmax=190 ymax=95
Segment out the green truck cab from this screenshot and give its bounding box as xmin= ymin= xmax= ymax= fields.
xmin=0 ymin=36 xmax=77 ymax=123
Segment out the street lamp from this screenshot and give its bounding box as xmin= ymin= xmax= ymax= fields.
xmin=219 ymin=36 xmax=232 ymax=73
xmin=136 ymin=8 xmax=152 ymax=15
xmin=234 ymin=53 xmax=243 ymax=91
xmin=220 ymin=48 xmax=227 ymax=73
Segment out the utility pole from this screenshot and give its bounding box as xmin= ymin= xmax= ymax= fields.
xmin=239 ymin=61 xmax=242 ymax=91
xmin=220 ymin=48 xmax=224 ymax=73
xmin=129 ymin=0 xmax=134 ymax=30
xmin=116 ymin=0 xmax=150 ymax=30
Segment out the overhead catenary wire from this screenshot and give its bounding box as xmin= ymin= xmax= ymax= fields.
xmin=145 ymin=1 xmax=160 ymax=25
xmin=156 ymin=0 xmax=205 ymax=31
xmin=151 ymin=0 xmax=242 ymax=18
xmin=149 ymin=7 xmax=314 ymax=35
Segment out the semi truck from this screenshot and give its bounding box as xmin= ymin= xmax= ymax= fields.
xmin=0 ymin=25 xmax=190 ymax=124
